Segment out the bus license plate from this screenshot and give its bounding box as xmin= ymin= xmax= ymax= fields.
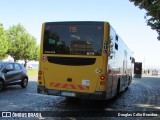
xmin=61 ymin=92 xmax=75 ymax=97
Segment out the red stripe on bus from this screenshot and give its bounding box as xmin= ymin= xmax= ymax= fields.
xmin=54 ymin=83 xmax=61 ymax=87
xmin=50 ymin=82 xmax=54 ymax=86
xmin=78 ymin=85 xmax=84 ymax=90
xmin=86 ymin=86 xmax=90 ymax=90
xmin=62 ymin=84 xmax=68 ymax=88
xmin=70 ymin=84 xmax=76 ymax=89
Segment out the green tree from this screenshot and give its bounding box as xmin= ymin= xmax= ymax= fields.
xmin=7 ymin=23 xmax=27 ymax=61
xmin=32 ymin=44 xmax=40 ymax=61
xmin=129 ymin=0 xmax=160 ymax=40
xmin=7 ymin=24 xmax=38 ymax=67
xmin=0 ymin=23 xmax=8 ymax=60
xmin=18 ymin=33 xmax=38 ymax=67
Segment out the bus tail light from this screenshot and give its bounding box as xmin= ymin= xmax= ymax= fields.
xmin=38 ymin=71 xmax=42 ymax=75
xmin=38 ymin=71 xmax=43 ymax=81
xmin=100 ymin=75 xmax=105 ymax=80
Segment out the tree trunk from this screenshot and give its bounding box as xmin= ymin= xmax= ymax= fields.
xmin=24 ymin=60 xmax=28 ymax=68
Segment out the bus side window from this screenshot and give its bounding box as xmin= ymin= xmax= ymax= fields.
xmin=109 ymin=36 xmax=114 ymax=59
xmin=115 ymin=43 xmax=118 ymax=50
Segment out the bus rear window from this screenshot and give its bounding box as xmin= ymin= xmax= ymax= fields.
xmin=43 ymin=22 xmax=104 ymax=56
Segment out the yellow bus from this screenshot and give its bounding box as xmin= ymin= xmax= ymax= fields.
xmin=37 ymin=21 xmax=133 ymax=100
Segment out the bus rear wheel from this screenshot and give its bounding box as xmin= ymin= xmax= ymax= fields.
xmin=116 ymin=80 xmax=120 ymax=95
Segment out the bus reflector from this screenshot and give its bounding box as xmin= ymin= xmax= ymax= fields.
xmin=100 ymin=75 xmax=105 ymax=80
xmin=38 ymin=71 xmax=42 ymax=75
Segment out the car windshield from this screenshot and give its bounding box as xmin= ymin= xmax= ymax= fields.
xmin=0 ymin=62 xmax=5 ymax=69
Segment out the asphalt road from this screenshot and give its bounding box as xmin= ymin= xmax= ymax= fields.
xmin=0 ymin=76 xmax=160 ymax=120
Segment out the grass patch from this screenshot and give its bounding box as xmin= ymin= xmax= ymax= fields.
xmin=27 ymin=69 xmax=38 ymax=76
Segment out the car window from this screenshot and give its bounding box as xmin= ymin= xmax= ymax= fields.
xmin=0 ymin=63 xmax=5 ymax=69
xmin=5 ymin=64 xmax=14 ymax=70
xmin=14 ymin=64 xmax=22 ymax=70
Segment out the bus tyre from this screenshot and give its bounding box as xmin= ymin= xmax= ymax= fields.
xmin=20 ymin=78 xmax=28 ymax=88
xmin=117 ymin=80 xmax=120 ymax=95
xmin=125 ymin=85 xmax=129 ymax=90
xmin=126 ymin=79 xmax=129 ymax=90
xmin=0 ymin=79 xmax=4 ymax=91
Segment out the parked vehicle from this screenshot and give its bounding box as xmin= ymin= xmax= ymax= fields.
xmin=0 ymin=62 xmax=28 ymax=91
xmin=152 ymin=70 xmax=158 ymax=76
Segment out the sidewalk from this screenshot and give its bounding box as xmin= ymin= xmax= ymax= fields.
xmin=142 ymin=74 xmax=160 ymax=77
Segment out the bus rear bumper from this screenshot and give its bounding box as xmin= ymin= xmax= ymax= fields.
xmin=37 ymin=85 xmax=106 ymax=100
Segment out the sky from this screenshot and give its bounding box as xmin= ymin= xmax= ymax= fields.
xmin=0 ymin=0 xmax=160 ymax=69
